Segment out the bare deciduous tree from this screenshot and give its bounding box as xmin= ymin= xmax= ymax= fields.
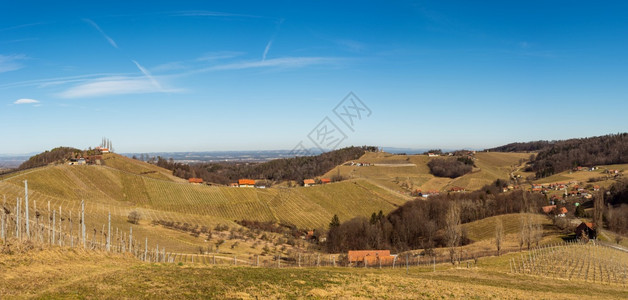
xmin=519 ymin=212 xmax=528 ymax=251
xmin=519 ymin=206 xmax=542 ymax=250
xmin=495 ymin=217 xmax=503 ymax=256
xmin=445 ymin=202 xmax=461 ymax=264
xmin=594 ymin=191 xmax=604 ymax=230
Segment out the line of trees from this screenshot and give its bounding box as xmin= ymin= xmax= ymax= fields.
xmin=150 ymin=146 xmax=376 ymax=184
xmin=325 ymin=181 xmax=546 ymax=253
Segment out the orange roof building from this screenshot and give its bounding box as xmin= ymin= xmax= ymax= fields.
xmin=188 ymin=178 xmax=203 ymax=184
xmin=238 ymin=179 xmax=256 ymax=186
xmin=542 ymin=205 xmax=556 ymax=214
xmin=98 ymin=147 xmax=110 ymax=153
xmin=303 ymin=179 xmax=316 ymax=186
xmin=450 ymin=186 xmax=465 ymax=192
xmin=320 ymin=178 xmax=331 ymax=184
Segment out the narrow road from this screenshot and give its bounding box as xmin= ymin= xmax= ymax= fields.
xmin=373 ymin=163 xmax=417 ymax=167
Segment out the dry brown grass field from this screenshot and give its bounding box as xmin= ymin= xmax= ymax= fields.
xmin=1 ymin=245 xmax=626 ymax=299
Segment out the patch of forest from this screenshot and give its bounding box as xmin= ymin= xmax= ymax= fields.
xmin=487 ymin=141 xmax=554 ymax=152
xmin=326 ymin=180 xmax=546 ymax=253
xmin=427 ymin=156 xmax=474 ymax=178
xmin=17 ymin=147 xmax=81 ymax=170
xmin=488 ymin=133 xmax=628 ymax=178
xmin=530 ymin=133 xmax=628 ymax=178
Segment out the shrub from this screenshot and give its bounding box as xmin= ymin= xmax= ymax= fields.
xmin=127 ymin=210 xmax=140 ymax=224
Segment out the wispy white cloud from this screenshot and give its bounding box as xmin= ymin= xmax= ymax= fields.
xmin=262 ymin=40 xmax=273 ymax=61
xmin=151 ymin=61 xmax=187 ymax=72
xmin=14 ymin=98 xmax=39 ymax=105
xmin=151 ymin=52 xmax=245 ymax=72
xmin=262 ymin=18 xmax=284 ymax=61
xmin=0 ymin=38 xmax=38 ymax=45
xmin=132 ymin=60 xmax=162 ymax=90
xmin=0 ymin=54 xmax=27 ymax=73
xmin=196 ymin=51 xmax=245 ymax=62
xmin=0 ymin=73 xmax=132 ymax=89
xmin=58 ymin=76 xmax=178 ymax=98
xmin=335 ymin=39 xmax=365 ymax=52
xmin=172 ymin=10 xmax=259 ymax=18
xmin=0 ymin=22 xmax=45 ymax=32
xmin=209 ymin=57 xmax=339 ymax=71
xmin=83 ymin=19 xmax=118 ymax=48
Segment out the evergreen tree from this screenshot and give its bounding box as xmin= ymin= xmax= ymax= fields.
xmin=329 ymin=214 xmax=340 ymax=229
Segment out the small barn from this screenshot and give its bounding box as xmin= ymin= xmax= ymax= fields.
xmin=86 ymin=155 xmax=103 ymax=165
xmin=575 ymin=222 xmax=596 ymax=240
xmin=320 ymin=178 xmax=331 ymax=184
xmin=303 ymin=179 xmax=315 ymax=187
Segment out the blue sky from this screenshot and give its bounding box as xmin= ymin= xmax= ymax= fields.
xmin=2 ymin=1 xmax=628 ymax=154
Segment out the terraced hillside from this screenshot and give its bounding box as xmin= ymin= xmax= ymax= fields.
xmin=0 ymin=154 xmax=408 ymax=253
xmin=323 ymin=151 xmax=530 ymax=194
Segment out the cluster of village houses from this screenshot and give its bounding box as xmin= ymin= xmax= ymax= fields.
xmin=67 ymin=147 xmax=109 ymax=165
xmin=531 ymin=182 xmax=599 ymax=199
xmin=187 ymin=177 xmax=334 ymax=188
xmin=345 ymin=161 xmax=372 ymax=167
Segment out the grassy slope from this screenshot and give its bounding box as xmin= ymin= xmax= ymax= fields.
xmin=1 ymin=156 xmax=406 ymax=227
xmin=0 ymin=155 xmax=408 ymax=253
xmin=462 ymin=213 xmax=549 ymax=242
xmin=531 ymin=163 xmax=628 ymax=187
xmin=1 ymin=248 xmax=626 ymax=299
xmin=323 ymin=151 xmax=530 ymax=194
xmin=101 ymin=153 xmax=186 ymax=182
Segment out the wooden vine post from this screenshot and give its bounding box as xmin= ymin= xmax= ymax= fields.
xmin=81 ymin=200 xmax=85 ymax=248
xmin=24 ymin=180 xmax=29 ymax=239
